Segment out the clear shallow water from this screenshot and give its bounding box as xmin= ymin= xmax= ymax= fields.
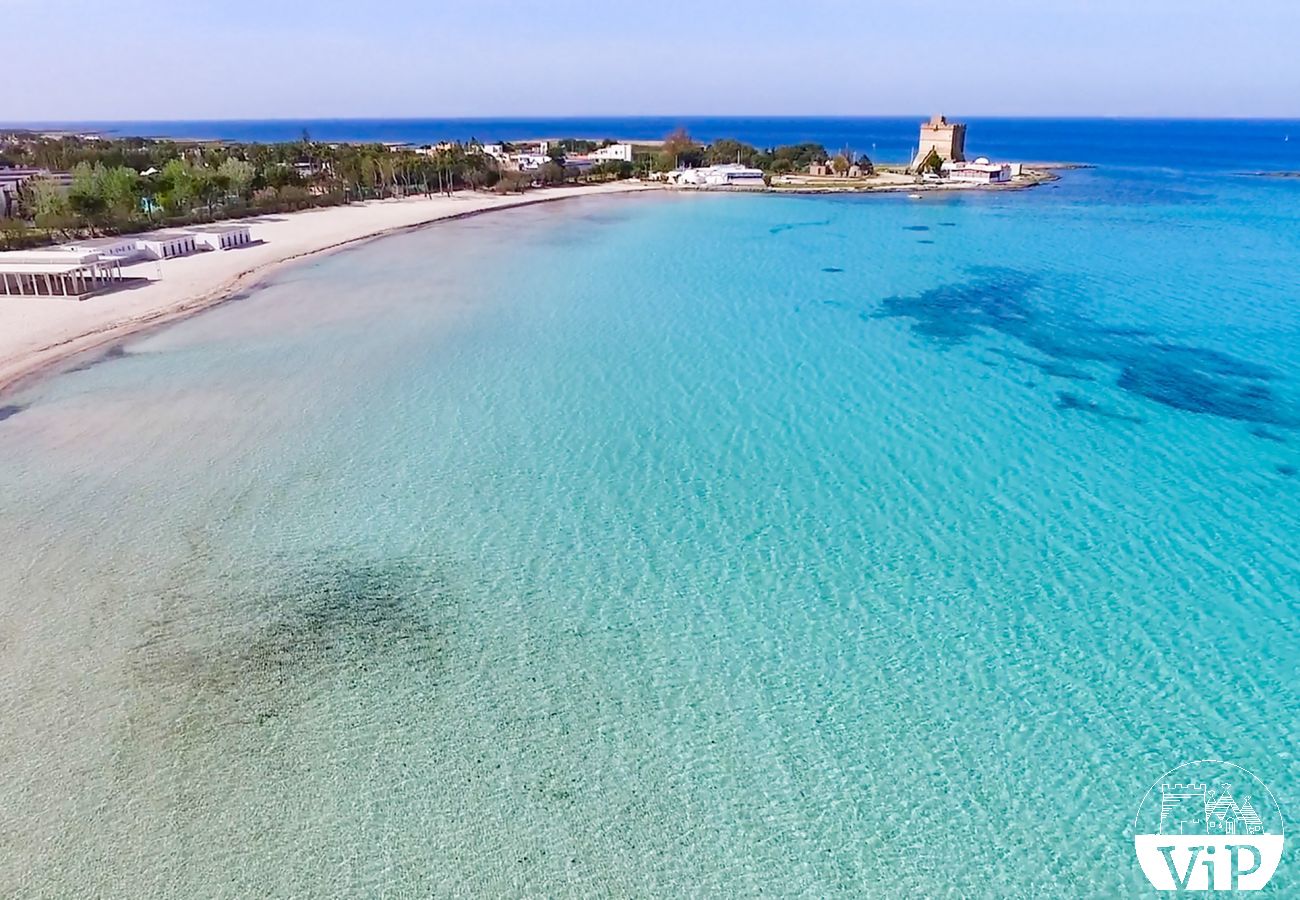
xmin=1 ymin=171 xmax=1299 ymax=896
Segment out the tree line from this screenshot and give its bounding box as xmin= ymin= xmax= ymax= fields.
xmin=0 ymin=128 xmax=875 ymax=249
xmin=0 ymin=133 xmax=515 ymax=248
xmin=651 ymin=129 xmax=871 ymax=175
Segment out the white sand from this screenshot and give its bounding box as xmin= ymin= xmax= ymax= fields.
xmin=0 ymin=182 xmax=657 ymax=394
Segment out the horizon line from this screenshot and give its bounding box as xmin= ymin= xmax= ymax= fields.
xmin=5 ymin=114 xmax=1300 ymax=126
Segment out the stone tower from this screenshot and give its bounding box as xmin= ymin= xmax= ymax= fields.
xmin=912 ymin=114 xmax=967 ymax=170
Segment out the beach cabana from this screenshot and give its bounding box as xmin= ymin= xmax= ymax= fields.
xmin=186 ymin=224 xmax=254 ymax=251
xmin=60 ymin=236 xmax=143 ymax=262
xmin=137 ymin=231 xmax=199 ymax=260
xmin=0 ymin=252 xmax=124 ymax=299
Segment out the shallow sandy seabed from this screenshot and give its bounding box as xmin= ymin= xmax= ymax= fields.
xmin=0 ymin=182 xmax=657 ymax=395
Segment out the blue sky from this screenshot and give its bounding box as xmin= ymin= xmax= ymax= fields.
xmin=6 ymin=0 xmax=1298 ymax=120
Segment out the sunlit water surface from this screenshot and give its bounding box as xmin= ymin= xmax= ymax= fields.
xmin=2 ymin=171 xmax=1299 ymax=896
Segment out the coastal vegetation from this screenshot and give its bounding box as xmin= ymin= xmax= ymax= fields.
xmin=646 ymin=128 xmax=863 ymax=174
xmin=0 ymin=133 xmax=504 ymax=249
xmin=0 ymin=128 xmax=859 ymax=249
xmin=647 ymin=129 xmax=844 ymax=174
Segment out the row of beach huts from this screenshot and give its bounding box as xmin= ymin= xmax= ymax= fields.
xmin=0 ymin=223 xmax=254 ymax=299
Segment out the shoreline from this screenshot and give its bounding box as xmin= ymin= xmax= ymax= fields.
xmin=0 ymin=183 xmax=658 ymax=398
xmin=0 ymin=168 xmax=1064 ymax=399
xmin=765 ymin=165 xmax=1061 ymax=194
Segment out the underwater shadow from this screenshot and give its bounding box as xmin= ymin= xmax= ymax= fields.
xmin=873 ymin=268 xmax=1298 ymax=430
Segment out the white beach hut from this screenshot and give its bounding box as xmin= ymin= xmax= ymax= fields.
xmin=60 ymin=235 xmax=143 ymax=262
xmin=186 ymin=224 xmax=254 ymax=251
xmin=136 ymin=231 xmax=199 ymax=260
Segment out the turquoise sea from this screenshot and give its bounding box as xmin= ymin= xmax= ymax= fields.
xmin=2 ymin=148 xmax=1300 ymax=895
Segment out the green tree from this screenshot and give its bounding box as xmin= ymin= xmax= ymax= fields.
xmin=159 ymin=158 xmax=198 ymax=215
xmin=68 ymin=162 xmax=112 ymax=230
xmin=537 ymin=161 xmax=567 ymax=185
xmin=19 ymin=178 xmax=73 ymax=231
xmin=100 ymin=165 xmax=141 ymax=222
xmin=0 ymin=217 xmax=32 ymax=250
xmin=493 ymin=171 xmax=529 ymax=194
xmin=706 ymin=138 xmax=759 ymax=167
xmin=218 ymin=157 xmax=256 ymax=201
xmin=590 ymin=160 xmax=633 ymax=181
xmin=656 ymin=127 xmax=703 ymax=171
xmin=194 ymin=167 xmax=231 ymax=214
xmin=764 ymin=143 xmax=829 ymax=173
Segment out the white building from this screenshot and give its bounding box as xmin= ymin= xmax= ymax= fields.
xmin=0 ymin=250 xmax=125 ymax=298
xmin=944 ymin=157 xmax=1012 ymax=184
xmin=513 ymin=154 xmax=551 ymax=172
xmin=136 ymin=231 xmax=200 ymax=260
xmin=703 ymin=164 xmax=765 ymax=187
xmin=185 ymin=223 xmax=253 ymax=251
xmin=668 ymin=164 xmax=766 ymax=188
xmin=590 ymin=143 xmax=634 ymax=163
xmin=60 ymin=236 xmax=143 ymax=262
xmin=414 ymin=142 xmax=456 ymax=156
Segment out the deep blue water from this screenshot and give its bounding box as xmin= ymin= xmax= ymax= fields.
xmin=6 ymin=116 xmax=1300 ymax=171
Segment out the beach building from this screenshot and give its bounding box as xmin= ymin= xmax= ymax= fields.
xmin=711 ymin=165 xmax=766 ymax=187
xmin=590 ymin=143 xmax=634 ymax=163
xmin=807 ymin=159 xmax=874 ymax=178
xmin=945 ymin=158 xmax=1011 ymax=184
xmin=912 ymin=115 xmax=967 ymax=170
xmin=60 ymin=236 xmax=144 ymax=262
xmin=292 ymin=161 xmax=332 ymax=181
xmin=511 ymin=153 xmax=551 ymax=172
xmin=136 ymin=231 xmax=200 ymax=260
xmin=185 ymin=223 xmax=254 ymax=251
xmin=414 ymin=142 xmax=456 ymax=156
xmin=0 ymin=250 xmax=124 ymax=298
xmin=668 ymin=164 xmax=766 ymax=188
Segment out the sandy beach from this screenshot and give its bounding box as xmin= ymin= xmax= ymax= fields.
xmin=0 ymin=181 xmax=656 ymax=396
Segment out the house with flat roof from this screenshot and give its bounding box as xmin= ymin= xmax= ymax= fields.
xmin=668 ymin=164 xmax=766 ymax=188
xmin=60 ymin=236 xmax=143 ymax=262
xmin=185 ymin=223 xmax=254 ymax=251
xmin=136 ymin=231 xmax=200 ymax=260
xmin=590 ymin=143 xmax=634 ymax=163
xmin=944 ymin=158 xmax=1011 ymax=184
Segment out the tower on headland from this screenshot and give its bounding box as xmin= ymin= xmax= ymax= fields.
xmin=911 ymin=114 xmax=967 ymax=171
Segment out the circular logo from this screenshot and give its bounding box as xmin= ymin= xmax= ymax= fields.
xmin=1134 ymin=760 xmax=1285 ymax=891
